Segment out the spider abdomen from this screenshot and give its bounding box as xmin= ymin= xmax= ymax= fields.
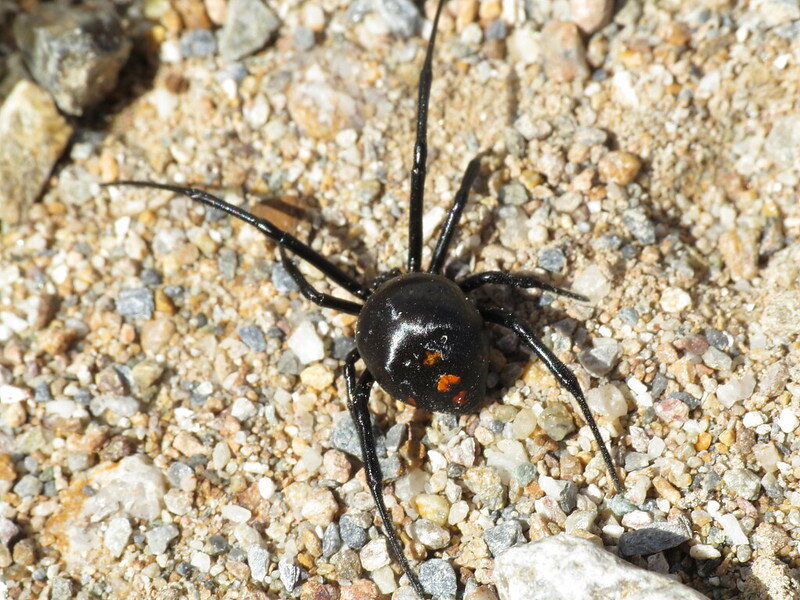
xmin=355 ymin=273 xmax=489 ymax=414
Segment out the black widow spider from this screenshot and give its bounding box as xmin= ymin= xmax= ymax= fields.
xmin=105 ymin=0 xmax=621 ymax=595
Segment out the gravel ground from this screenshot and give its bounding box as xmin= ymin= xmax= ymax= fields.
xmin=1 ymin=0 xmax=799 ymax=599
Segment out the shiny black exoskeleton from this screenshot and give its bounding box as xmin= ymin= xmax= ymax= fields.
xmin=104 ymin=0 xmax=622 ymax=596
xmin=357 ymin=273 xmax=489 ymax=414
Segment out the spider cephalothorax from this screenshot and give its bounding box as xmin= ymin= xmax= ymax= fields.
xmin=104 ymin=0 xmax=621 ymax=596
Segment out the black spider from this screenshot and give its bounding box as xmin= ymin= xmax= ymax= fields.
xmin=105 ymin=0 xmax=621 ymax=595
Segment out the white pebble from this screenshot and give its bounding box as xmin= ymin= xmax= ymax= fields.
xmin=212 ymin=442 xmax=231 ymax=471
xmin=221 ymin=504 xmax=252 ymax=523
xmin=742 ymin=411 xmax=765 ymax=428
xmin=586 ymin=384 xmax=627 ymax=420
xmin=258 ymin=477 xmax=277 ymax=499
xmin=690 ymin=544 xmax=721 ymax=560
xmin=573 ymin=264 xmax=610 ymax=301
xmin=0 ymin=384 xmax=31 ymax=404
xmin=777 ymin=408 xmax=798 ymax=433
xmin=717 ymin=514 xmax=748 ymax=546
xmin=191 ymin=551 xmax=211 ymax=572
xmin=287 ymin=321 xmax=325 ymax=364
xmin=231 ymin=397 xmax=258 ymax=421
xmin=716 ymin=373 xmax=756 ymax=408
xmin=660 ymin=288 xmax=692 ymax=313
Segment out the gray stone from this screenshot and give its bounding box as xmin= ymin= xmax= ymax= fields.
xmin=239 ymin=325 xmax=267 ymax=352
xmin=146 ymin=524 xmax=179 ymax=554
xmin=0 ymin=81 xmax=72 ymax=226
xmin=272 ymin=261 xmax=299 ymax=292
xmin=330 ymin=413 xmax=386 ymax=458
xmin=115 ymin=288 xmax=155 ymax=320
xmin=618 ymin=518 xmax=692 ymax=556
xmin=293 ymin=26 xmax=316 ymax=51
xmin=322 ymin=523 xmax=342 ymax=558
xmin=50 ymin=577 xmax=75 ymax=600
xmin=339 ymin=514 xmax=368 ymax=549
xmin=623 ymin=209 xmax=656 ymax=245
xmin=539 ymin=248 xmax=566 ymax=272
xmin=376 ymin=0 xmax=421 ymax=37
xmin=13 ymin=4 xmax=131 ymax=115
xmin=413 ymin=519 xmax=451 ymax=550
xmin=495 ymin=534 xmax=710 ymax=600
xmin=419 ymin=558 xmax=457 ymax=598
xmin=279 ymin=559 xmax=303 ymax=591
xmin=180 ymin=29 xmax=218 ymax=58
xmin=219 ymin=0 xmax=281 ymax=61
xmin=500 ymin=181 xmax=529 ymax=205
xmin=578 ymin=337 xmax=620 ymax=377
xmin=12 ymin=474 xmax=42 ymax=497
xmin=485 ymin=520 xmax=524 ymax=557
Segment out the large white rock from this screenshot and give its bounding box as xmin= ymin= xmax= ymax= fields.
xmin=495 ymin=534 xmax=709 ymax=600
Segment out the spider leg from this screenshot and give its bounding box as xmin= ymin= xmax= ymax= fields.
xmin=102 ymin=181 xmax=370 ymax=300
xmin=427 ymin=154 xmax=482 ymax=274
xmin=479 ymin=307 xmax=622 ymax=493
xmin=344 ymin=349 xmax=425 ymax=597
xmin=279 ymin=248 xmax=363 ymax=315
xmin=408 ymin=0 xmax=448 ymax=272
xmin=461 ymin=271 xmax=588 ymax=302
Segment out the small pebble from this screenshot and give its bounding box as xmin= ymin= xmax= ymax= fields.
xmin=622 ymin=208 xmax=656 ymax=244
xmin=360 ymin=538 xmax=391 ymax=571
xmin=239 ymin=325 xmax=267 ymax=352
xmin=538 ymin=404 xmax=575 ymax=441
xmin=538 ymin=247 xmax=566 ymax=272
xmin=322 ymin=523 xmax=342 ymax=558
xmin=248 ymin=545 xmax=270 ymax=581
xmin=115 ymin=288 xmax=154 ymax=319
xmin=586 ymin=384 xmax=627 ymax=420
xmin=659 ymin=288 xmax=692 ymax=313
xmin=180 ymin=29 xmax=217 ymax=57
xmin=419 ymin=558 xmax=457 ymax=598
xmin=279 ymin=560 xmax=303 ymax=590
xmin=219 ymin=0 xmax=280 ymax=61
xmin=599 ymin=151 xmax=641 ymax=185
xmin=570 ymin=0 xmax=614 ymax=34
xmin=339 ymin=514 xmax=369 ymax=549
xmin=485 ymin=520 xmax=523 ymax=557
xmin=618 ymin=518 xmax=692 ymax=556
xmin=723 ymin=468 xmax=761 ymax=501
xmin=541 ymin=21 xmax=589 ymax=82
xmin=578 ymin=338 xmax=620 ymax=377
xmin=146 ymin=524 xmax=179 ymax=554
xmin=287 ymin=321 xmax=325 ymax=364
xmin=412 ymin=519 xmax=451 ymax=550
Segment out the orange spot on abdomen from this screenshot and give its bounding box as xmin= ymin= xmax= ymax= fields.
xmin=437 ymin=374 xmax=461 ymax=392
xmin=406 ymin=397 xmax=417 ymax=407
xmin=423 ymin=351 xmax=442 ymax=365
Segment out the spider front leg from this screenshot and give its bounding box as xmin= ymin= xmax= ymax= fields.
xmin=278 ymin=248 xmax=363 ymax=315
xmin=479 ymin=307 xmax=622 ymax=493
xmin=461 ymin=271 xmax=588 ymax=302
xmin=343 ymin=350 xmax=425 ymax=597
xmin=428 ymin=154 xmax=482 ymax=274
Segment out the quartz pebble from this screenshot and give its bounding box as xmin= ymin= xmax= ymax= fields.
xmin=147 ymin=524 xmax=179 ymax=554
xmin=495 ymin=535 xmax=708 ymax=600
xmin=723 ymin=469 xmax=761 ymax=501
xmin=586 ymin=384 xmax=627 ymax=420
xmin=287 ymin=321 xmax=325 ymax=364
xmin=659 ymin=288 xmax=692 ymax=313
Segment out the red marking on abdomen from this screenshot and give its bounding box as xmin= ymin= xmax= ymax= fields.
xmin=452 ymin=391 xmax=467 ymax=405
xmin=437 ymin=374 xmax=461 ymax=392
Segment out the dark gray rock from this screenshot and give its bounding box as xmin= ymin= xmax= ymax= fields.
xmin=13 ymin=3 xmax=131 ymax=115
xmin=618 ymin=518 xmax=692 ymax=556
xmin=485 ymin=520 xmax=524 ymax=557
xmin=115 ymin=288 xmax=154 ymax=320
